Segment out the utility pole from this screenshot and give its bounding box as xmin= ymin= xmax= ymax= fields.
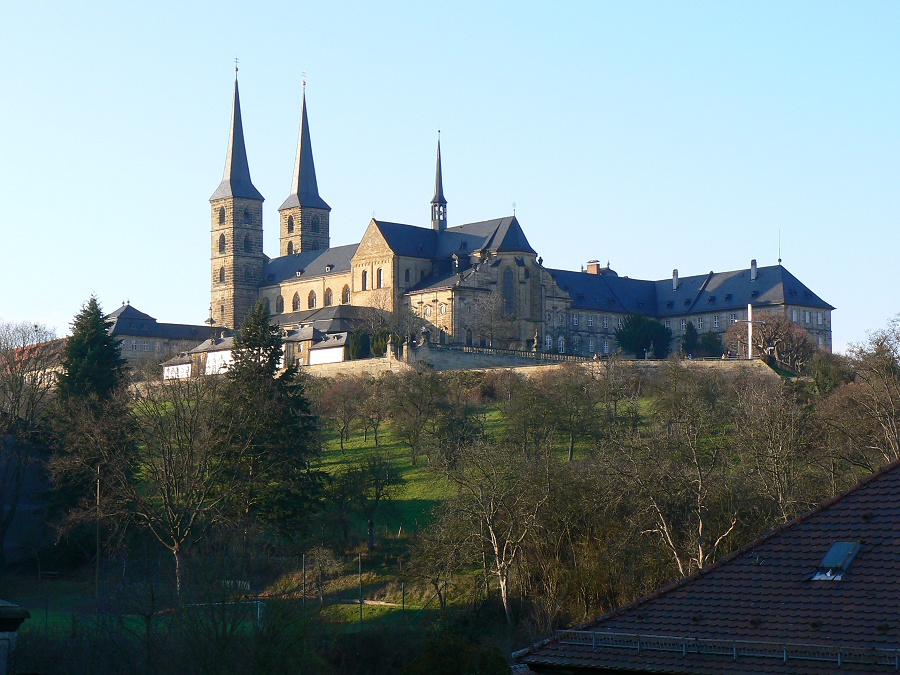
xmin=736 ymin=304 xmax=766 ymax=360
xmin=95 ymin=465 xmax=101 ymax=599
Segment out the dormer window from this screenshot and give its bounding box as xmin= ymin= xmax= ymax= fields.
xmin=812 ymin=542 xmax=861 ymax=581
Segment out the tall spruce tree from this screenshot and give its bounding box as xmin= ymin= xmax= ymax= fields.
xmin=56 ymin=296 xmax=127 ymax=404
xmin=48 ymin=297 xmax=133 ymax=590
xmin=222 ymin=303 xmax=320 ymax=535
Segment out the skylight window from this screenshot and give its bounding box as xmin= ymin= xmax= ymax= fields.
xmin=812 ymin=542 xmax=861 ymax=581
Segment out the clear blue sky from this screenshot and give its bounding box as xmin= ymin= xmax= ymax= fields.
xmin=2 ymin=1 xmax=898 ymax=352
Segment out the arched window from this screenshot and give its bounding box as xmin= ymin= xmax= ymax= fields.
xmin=287 ymin=241 xmax=294 ymax=255
xmin=376 ymin=268 xmax=383 ymax=289
xmin=362 ymin=270 xmax=368 ymax=290
xmin=263 ymin=297 xmax=271 ymax=314
xmin=275 ymin=295 xmax=284 ymax=313
xmin=308 ymin=291 xmax=317 ymax=309
xmin=324 ymin=288 xmax=333 ymax=306
xmin=546 ymin=311 xmax=552 ymax=323
xmin=218 ymin=267 xmax=226 ymax=283
xmin=310 ymin=215 xmax=320 ymax=233
xmin=502 ymin=268 xmax=515 ymax=314
xmin=218 ymin=234 xmax=226 ymax=253
xmin=342 ymin=285 xmax=351 ymax=304
xmin=218 ymin=207 xmax=226 ymax=224
xmin=243 ymin=234 xmax=252 ymax=252
xmin=545 ymin=334 xmax=552 ymax=349
xmin=558 ymin=336 xmax=565 ymax=353
xmin=287 ymin=215 xmax=295 ymax=233
xmin=465 ymin=329 xmax=473 ymax=347
xmin=244 ymin=268 xmax=252 ymax=283
xmin=292 ymin=293 xmax=300 ymax=312
xmin=242 ymin=209 xmax=251 ymax=225
xmin=311 ymin=241 xmax=320 ymax=251
xmin=405 ymin=269 xmax=411 ymax=283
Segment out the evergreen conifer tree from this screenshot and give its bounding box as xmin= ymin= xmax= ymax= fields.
xmin=56 ymin=296 xmax=126 ymax=403
xmin=222 ymin=303 xmax=320 ymax=535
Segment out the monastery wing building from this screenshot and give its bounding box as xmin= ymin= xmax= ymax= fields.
xmin=208 ymin=75 xmax=834 ymax=357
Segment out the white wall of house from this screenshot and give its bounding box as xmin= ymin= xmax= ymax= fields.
xmin=163 ymin=363 xmax=192 ymax=380
xmin=205 ymin=350 xmax=234 ymax=375
xmin=309 ymin=347 xmax=344 ymax=365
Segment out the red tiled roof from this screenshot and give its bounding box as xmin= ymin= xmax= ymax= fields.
xmin=518 ymin=458 xmax=900 ymax=674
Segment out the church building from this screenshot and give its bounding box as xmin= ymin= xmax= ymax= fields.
xmin=208 ymin=74 xmax=834 ymax=358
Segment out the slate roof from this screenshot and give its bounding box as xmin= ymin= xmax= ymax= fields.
xmin=187 ymin=336 xmax=234 ymax=354
xmin=106 ymin=304 xmax=213 ymax=341
xmin=279 ymin=91 xmax=331 ymax=211
xmin=373 ymin=215 xmax=536 ymax=262
xmin=309 ymin=332 xmax=348 ymax=350
xmin=518 ymin=459 xmax=900 ymax=674
xmin=548 ymin=263 xmax=834 ymax=317
xmin=432 ymin=138 xmax=447 ymax=207
xmin=262 ymin=243 xmax=359 ymax=286
xmin=210 ymin=78 xmax=264 ymax=202
xmin=272 ymin=304 xmax=374 ymax=335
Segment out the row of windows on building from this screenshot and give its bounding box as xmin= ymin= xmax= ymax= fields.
xmin=543 ymin=333 xmax=612 ymax=355
xmin=120 ymin=339 xmax=163 ymax=353
xmin=361 ymin=267 xmax=433 ymax=291
xmin=792 ymin=309 xmax=826 ymax=326
xmin=218 ymin=267 xmax=255 ymax=284
xmin=546 ymin=310 xmax=826 ymax=332
xmin=265 ymin=286 xmax=353 ymax=313
xmin=218 ymin=233 xmax=256 ymax=254
xmin=217 ymin=207 xmax=254 ymax=225
xmin=285 ymin=215 xmax=322 ymax=234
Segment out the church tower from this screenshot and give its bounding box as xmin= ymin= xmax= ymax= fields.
xmin=210 ymin=70 xmax=265 ymax=331
xmin=431 ymin=136 xmax=447 ymax=232
xmin=279 ymin=88 xmax=330 ymax=256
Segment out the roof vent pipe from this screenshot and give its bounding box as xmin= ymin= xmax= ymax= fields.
xmin=673 ymin=269 xmax=679 ymax=290
xmin=751 ymin=259 xmax=758 ymax=282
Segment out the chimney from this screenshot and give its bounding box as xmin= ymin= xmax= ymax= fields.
xmin=673 ymin=269 xmax=679 ymax=290
xmin=750 ymin=259 xmax=758 ymax=282
xmin=586 ymin=260 xmax=601 ymax=275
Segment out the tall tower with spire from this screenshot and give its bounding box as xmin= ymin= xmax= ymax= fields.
xmin=210 ymin=70 xmax=265 ymax=331
xmin=431 ymin=135 xmax=447 ymax=232
xmin=279 ymin=87 xmax=331 ymax=256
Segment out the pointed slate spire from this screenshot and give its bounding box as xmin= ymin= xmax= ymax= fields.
xmin=431 ymin=134 xmax=447 ymax=231
xmin=280 ymin=90 xmax=331 ymax=211
xmin=211 ymin=73 xmax=264 ymax=202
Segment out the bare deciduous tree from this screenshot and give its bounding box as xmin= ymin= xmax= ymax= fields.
xmin=436 ymin=440 xmax=550 ymax=625
xmin=0 ymin=322 xmax=57 ymax=566
xmin=725 ymin=312 xmax=816 ymax=371
xmin=125 ymin=377 xmax=244 ymax=595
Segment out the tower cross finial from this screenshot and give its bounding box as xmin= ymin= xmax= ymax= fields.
xmin=234 ymin=57 xmax=239 ymax=79
xmin=302 ymin=71 xmax=307 ymax=93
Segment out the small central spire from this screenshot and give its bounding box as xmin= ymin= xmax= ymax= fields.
xmin=279 ymin=87 xmax=330 ymax=211
xmin=431 ymin=133 xmax=447 ymax=232
xmin=210 ymin=72 xmax=263 ymax=202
